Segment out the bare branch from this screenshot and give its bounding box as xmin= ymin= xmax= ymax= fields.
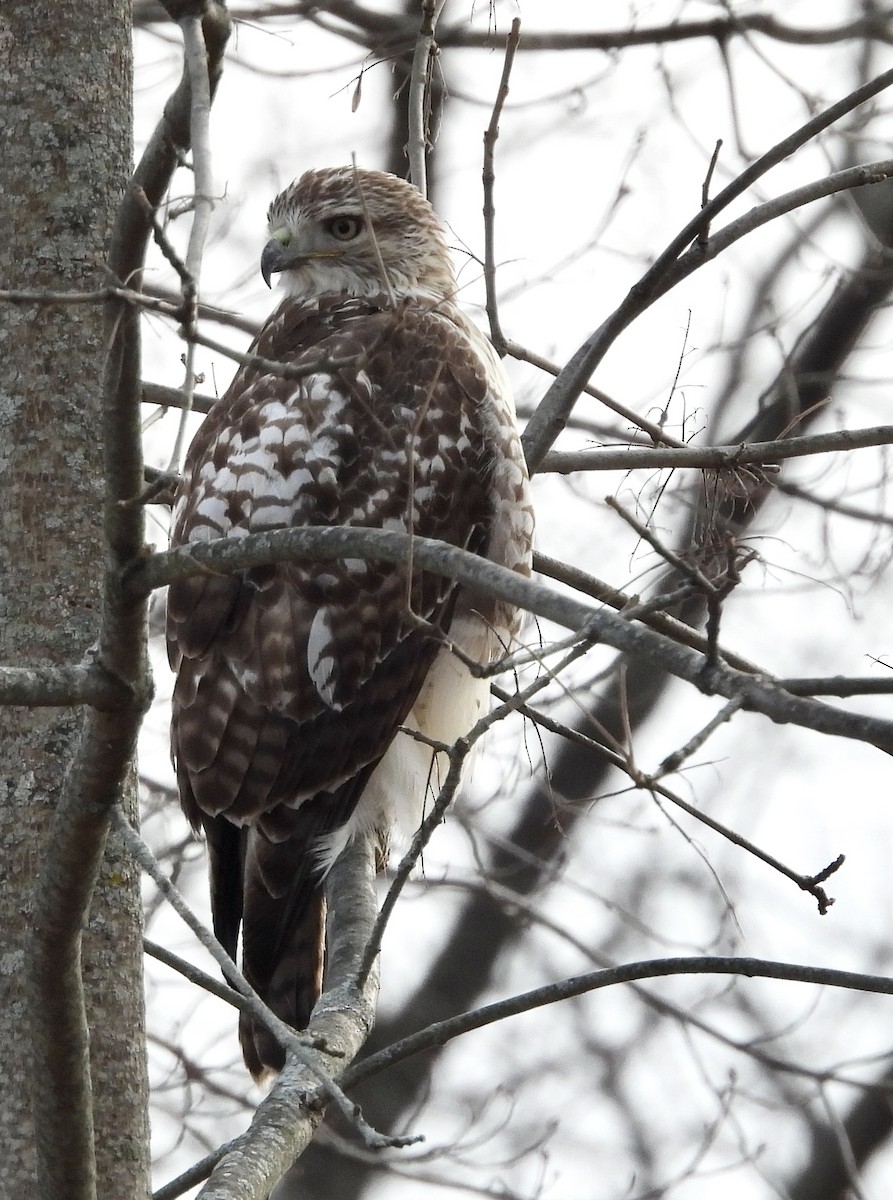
xmin=438 ymin=12 xmax=893 ymax=52
xmin=134 ymin=5 xmax=893 ymax=54
xmin=0 ymin=663 xmax=134 ymax=709
xmin=662 ymin=159 xmax=893 ymax=294
xmin=493 ymin=685 xmax=842 ymax=913
xmin=142 ymin=380 xmax=217 ymax=414
xmin=541 ymin=422 xmax=893 ymax=472
xmin=357 ymin=739 xmax=470 ymax=989
xmin=605 ymin=495 xmax=721 ymax=595
xmin=167 ymin=13 xmax=216 ymax=471
xmin=194 ymin=833 xmax=384 ymax=1200
xmin=183 ymin=325 xmax=363 ymax=380
xmin=144 ymin=939 xmax=251 ymax=1014
xmin=696 ymin=139 xmax=723 ymax=247
xmin=153 ymin=1141 xmax=241 ymax=1200
xmin=481 ymin=17 xmax=521 ymax=355
xmin=521 ymin=68 xmax=893 ymax=471
xmin=126 ymin=524 xmax=893 ymax=754
xmin=406 ymin=0 xmax=443 ymax=195
xmin=115 ymin=807 xmax=307 ymax=1058
xmin=506 ymin=338 xmax=689 ymax=450
xmin=0 ymin=283 xmax=182 ymax=315
xmin=344 ymin=956 xmax=893 ymax=1091
xmin=781 ymin=676 xmax=893 ymax=697
xmin=179 ymin=15 xmax=214 ymax=289
xmin=124 ymin=809 xmax=402 ymax=1164
xmin=143 ymin=368 xmax=893 ymax=478
xmin=142 ymin=282 xmax=260 ymax=334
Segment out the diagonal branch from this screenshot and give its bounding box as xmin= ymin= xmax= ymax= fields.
xmin=194 ymin=833 xmax=382 ymax=1200
xmin=125 ymin=523 xmax=893 ymax=755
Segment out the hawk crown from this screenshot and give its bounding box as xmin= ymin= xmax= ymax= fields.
xmin=261 ymin=166 xmax=456 ymax=304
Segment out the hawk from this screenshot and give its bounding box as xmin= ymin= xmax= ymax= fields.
xmin=167 ymin=167 xmax=534 ymax=1078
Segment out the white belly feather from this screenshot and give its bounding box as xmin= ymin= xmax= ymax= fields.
xmin=314 ymin=613 xmax=496 ymax=872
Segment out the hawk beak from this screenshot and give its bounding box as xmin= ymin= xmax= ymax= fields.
xmin=261 ymin=239 xmax=291 ymax=289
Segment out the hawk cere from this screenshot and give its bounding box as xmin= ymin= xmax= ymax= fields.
xmin=167 ymin=167 xmax=534 ymax=1077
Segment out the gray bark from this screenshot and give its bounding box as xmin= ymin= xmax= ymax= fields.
xmin=0 ymin=3 xmax=150 ymax=1198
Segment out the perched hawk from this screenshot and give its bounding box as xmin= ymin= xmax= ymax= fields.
xmin=167 ymin=167 xmax=534 ymax=1078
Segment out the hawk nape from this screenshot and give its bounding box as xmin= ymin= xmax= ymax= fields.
xmin=167 ymin=167 xmax=534 ymax=1079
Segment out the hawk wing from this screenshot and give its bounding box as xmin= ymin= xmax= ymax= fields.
xmin=167 ymin=295 xmax=501 ymax=1074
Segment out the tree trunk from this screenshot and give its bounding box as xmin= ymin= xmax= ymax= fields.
xmin=0 ymin=3 xmax=150 ymax=1197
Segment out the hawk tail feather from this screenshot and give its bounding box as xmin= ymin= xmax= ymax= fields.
xmin=239 ymin=831 xmax=327 ymax=1079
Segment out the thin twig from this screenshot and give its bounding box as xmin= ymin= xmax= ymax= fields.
xmin=506 ymin=337 xmax=689 ymax=451
xmin=143 ymin=939 xmax=253 ymax=1014
xmin=491 ymin=685 xmax=843 ymax=912
xmin=143 ymin=282 xmax=260 ymax=334
xmin=153 ymin=1141 xmax=239 ymax=1200
xmin=605 ymin=494 xmax=718 ymax=594
xmin=185 ymin=324 xmax=363 ymax=379
xmin=656 ymin=698 xmax=743 ymax=774
xmin=180 ymin=15 xmax=214 ymax=292
xmin=117 ymin=810 xmax=399 ymax=1155
xmin=133 ymin=186 xmax=193 ymax=289
xmin=482 ymin=17 xmax=521 ymax=355
xmin=407 ymin=0 xmax=443 ymax=196
xmin=423 ymin=874 xmax=871 ymax=1088
xmin=361 ymin=635 xmax=593 ymax=984
xmin=433 ymin=13 xmax=893 ymax=52
xmin=113 ymin=807 xmax=297 ymax=1051
xmin=697 ymin=139 xmax=723 ymax=246
xmin=167 ymin=15 xmax=216 ymax=470
xmin=357 ymin=741 xmax=467 ymax=987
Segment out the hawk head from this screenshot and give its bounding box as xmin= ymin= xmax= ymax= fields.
xmin=260 ymin=167 xmax=456 ymax=303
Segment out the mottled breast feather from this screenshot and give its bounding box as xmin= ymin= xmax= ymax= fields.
xmin=169 ymin=294 xmax=507 ymax=838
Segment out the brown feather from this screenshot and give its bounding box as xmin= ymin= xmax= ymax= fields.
xmin=167 ymin=169 xmax=534 ymax=1077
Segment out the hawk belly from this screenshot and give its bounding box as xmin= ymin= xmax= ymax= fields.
xmin=314 ymin=611 xmax=496 ymax=871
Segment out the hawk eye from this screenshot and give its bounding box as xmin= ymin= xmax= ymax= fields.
xmin=326 ymin=215 xmax=363 ymax=241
